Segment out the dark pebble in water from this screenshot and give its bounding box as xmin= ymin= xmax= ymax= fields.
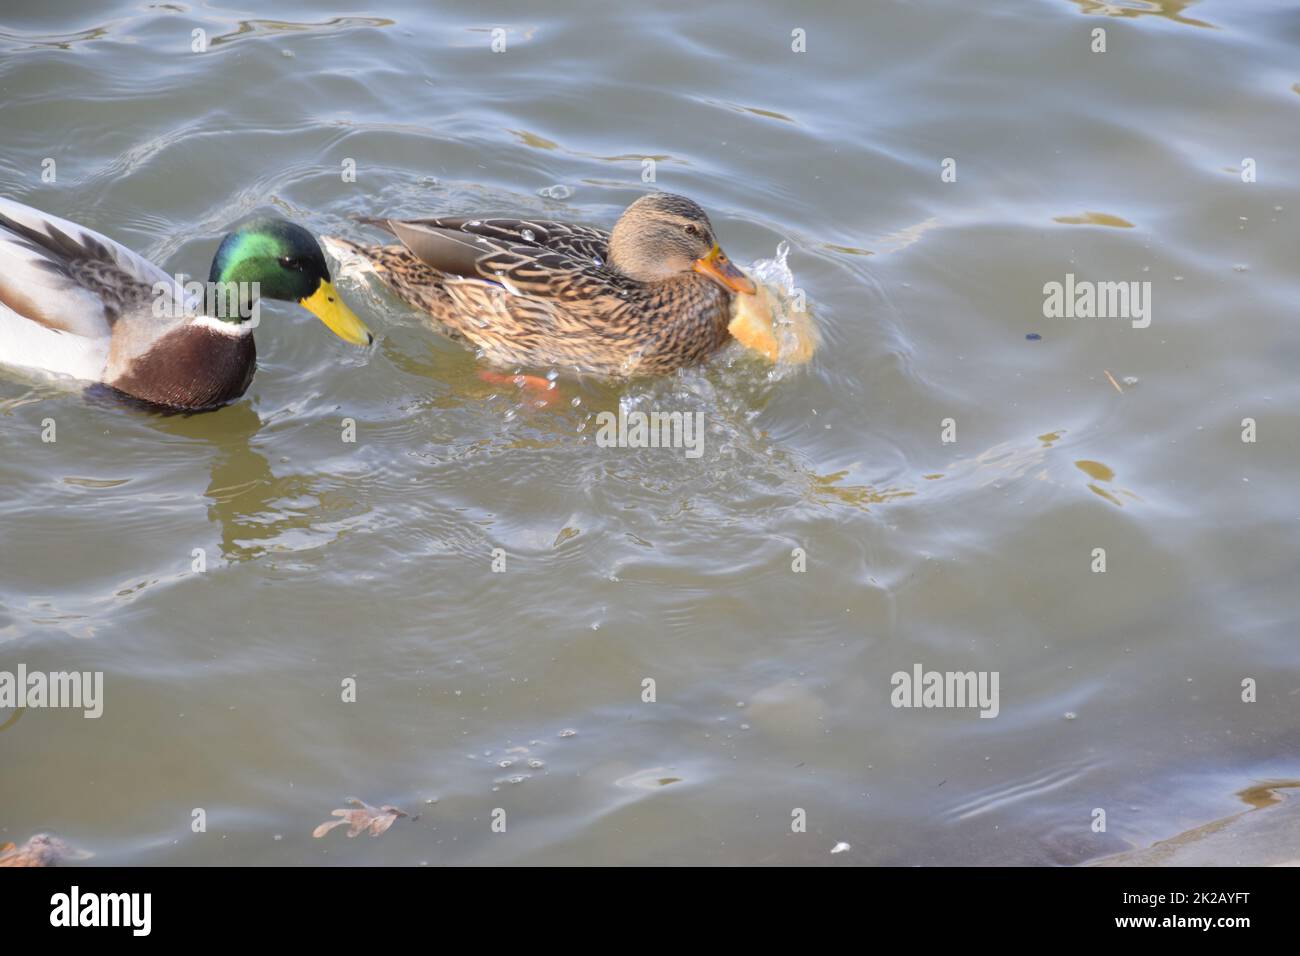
xmin=1026 ymin=333 xmax=1042 ymax=340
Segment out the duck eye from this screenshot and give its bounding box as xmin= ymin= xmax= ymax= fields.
xmin=684 ymin=224 xmax=702 ymax=238
xmin=279 ymin=256 xmax=304 ymax=271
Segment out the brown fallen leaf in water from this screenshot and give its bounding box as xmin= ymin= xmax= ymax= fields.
xmin=0 ymin=833 xmax=93 ymax=867
xmin=312 ymin=798 xmax=408 ymax=839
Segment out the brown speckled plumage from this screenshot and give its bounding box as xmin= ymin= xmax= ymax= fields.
xmin=334 ymin=194 xmax=747 ymax=378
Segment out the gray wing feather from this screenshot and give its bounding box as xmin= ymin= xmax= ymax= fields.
xmin=0 ymin=196 xmax=185 ymax=338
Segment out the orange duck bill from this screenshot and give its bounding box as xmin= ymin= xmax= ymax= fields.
xmin=692 ymin=244 xmax=757 ymax=295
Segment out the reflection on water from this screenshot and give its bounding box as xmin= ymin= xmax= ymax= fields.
xmin=148 ymin=403 xmax=278 ymax=562
xmin=0 ymin=26 xmax=110 ymax=51
xmin=1053 ymin=212 xmax=1135 ymax=229
xmin=1065 ymin=0 xmax=1215 ymax=28
xmin=1094 ymin=781 xmax=1300 ymax=866
xmin=1238 ymin=780 xmax=1300 ymax=810
xmin=147 ymin=402 xmax=371 ymax=564
xmin=945 ymin=759 xmax=1099 ymax=822
xmin=1074 ymin=459 xmax=1139 ymax=506
xmin=806 ymin=469 xmax=915 ymax=509
xmin=211 ymin=16 xmax=396 ymax=47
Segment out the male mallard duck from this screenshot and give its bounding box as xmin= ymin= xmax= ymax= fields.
xmin=0 ymin=197 xmax=372 ymax=411
xmin=326 ymin=193 xmax=757 ymax=378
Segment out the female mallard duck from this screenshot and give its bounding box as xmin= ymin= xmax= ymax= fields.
xmin=326 ymin=193 xmax=757 ymax=378
xmin=0 ymin=197 xmax=372 ymax=411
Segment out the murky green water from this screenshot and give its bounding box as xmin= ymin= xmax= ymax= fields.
xmin=2 ymin=0 xmax=1298 ymax=865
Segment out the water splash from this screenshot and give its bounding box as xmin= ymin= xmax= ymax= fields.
xmin=749 ymin=240 xmax=796 ymax=294
xmin=738 ymin=241 xmax=819 ymax=377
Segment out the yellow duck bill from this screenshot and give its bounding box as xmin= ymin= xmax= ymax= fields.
xmin=299 ymin=281 xmax=373 ymax=345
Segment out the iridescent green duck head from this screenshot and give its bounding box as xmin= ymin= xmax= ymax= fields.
xmin=208 ymin=218 xmax=372 ymax=345
xmin=607 ymin=193 xmax=756 ymax=295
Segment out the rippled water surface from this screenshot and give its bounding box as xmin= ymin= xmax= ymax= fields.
xmin=2 ymin=0 xmax=1299 ymax=865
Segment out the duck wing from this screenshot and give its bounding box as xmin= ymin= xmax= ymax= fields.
xmin=364 ymin=215 xmax=609 ymax=264
xmin=374 ymin=218 xmax=626 ymax=304
xmin=0 ymin=197 xmax=188 ymax=340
